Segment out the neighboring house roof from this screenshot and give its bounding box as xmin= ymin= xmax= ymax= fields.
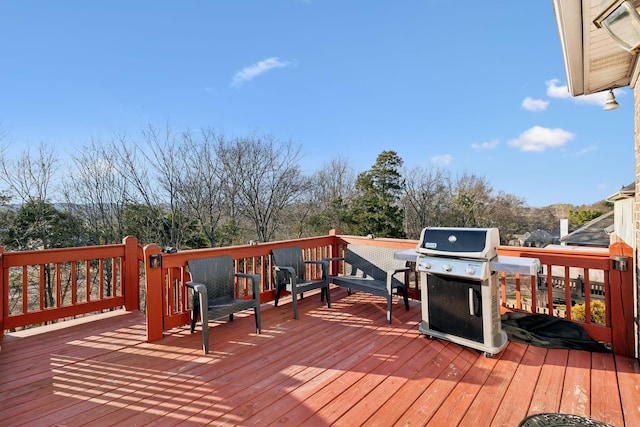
xmin=606 ymin=182 xmax=635 ymax=202
xmin=552 ymin=0 xmax=637 ymax=96
xmin=560 ymin=211 xmax=614 ymax=247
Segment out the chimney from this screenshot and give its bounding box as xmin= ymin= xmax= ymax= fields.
xmin=560 ymin=218 xmax=569 ymax=246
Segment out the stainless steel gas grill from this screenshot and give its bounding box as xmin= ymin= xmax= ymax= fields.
xmin=416 ymin=227 xmax=508 ymax=357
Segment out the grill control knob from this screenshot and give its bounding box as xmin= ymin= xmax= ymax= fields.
xmin=423 ymin=262 xmax=432 ymax=270
xmin=466 ymin=266 xmax=476 ymax=275
xmin=443 ymin=264 xmax=452 ymax=272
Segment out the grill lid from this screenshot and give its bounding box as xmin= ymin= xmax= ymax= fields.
xmin=416 ymin=227 xmax=500 ymax=259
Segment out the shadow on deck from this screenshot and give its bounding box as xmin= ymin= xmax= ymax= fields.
xmin=1 ymin=287 xmax=639 ymax=426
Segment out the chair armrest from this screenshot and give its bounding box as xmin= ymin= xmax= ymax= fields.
xmin=273 ymin=265 xmax=296 ymax=276
xmin=386 ymin=267 xmax=411 ymax=293
xmin=186 ymin=281 xmax=208 ymax=304
xmin=388 ymin=267 xmax=411 ymax=276
xmin=186 ymin=281 xmax=207 ymax=294
xmin=274 ymin=265 xmax=297 ymax=286
xmin=236 ymin=273 xmax=261 ymax=299
xmin=305 ymin=259 xmax=329 ymax=280
xmin=322 ymin=257 xmax=343 ymax=278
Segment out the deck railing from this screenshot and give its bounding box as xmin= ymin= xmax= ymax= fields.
xmin=142 ymin=234 xmax=338 ymax=341
xmin=1 ymin=233 xmax=635 ymax=356
xmin=497 ymin=242 xmax=634 ymax=357
xmin=0 ymin=236 xmax=141 ymax=338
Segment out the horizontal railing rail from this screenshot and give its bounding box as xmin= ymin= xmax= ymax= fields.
xmin=0 ymin=236 xmax=140 ymax=339
xmin=1 ymin=232 xmax=635 ymax=357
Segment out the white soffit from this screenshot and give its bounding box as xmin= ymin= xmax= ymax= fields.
xmin=553 ymin=0 xmax=635 ymax=96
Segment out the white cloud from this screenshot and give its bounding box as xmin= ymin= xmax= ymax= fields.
xmin=232 ymin=57 xmax=291 ymax=87
xmin=522 ymin=97 xmax=549 ymax=112
xmin=573 ymin=91 xmax=613 ymax=106
xmin=430 ymin=154 xmax=452 ymax=166
xmin=471 ymin=139 xmax=499 ymax=150
xmin=546 ymin=78 xmax=618 ymax=106
xmin=508 ymin=126 xmax=575 ymax=152
xmin=546 ymin=79 xmax=571 ymax=99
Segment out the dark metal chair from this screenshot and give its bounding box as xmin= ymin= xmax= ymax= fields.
xmin=271 ymin=246 xmax=330 ymax=319
xmin=186 ymin=256 xmax=261 ymax=354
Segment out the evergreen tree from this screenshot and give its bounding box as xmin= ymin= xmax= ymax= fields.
xmin=4 ymin=199 xmax=87 ymax=250
xmin=347 ymin=151 xmax=406 ymax=238
xmin=568 ymin=209 xmax=603 ymax=228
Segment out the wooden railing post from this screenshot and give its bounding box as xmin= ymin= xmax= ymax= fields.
xmin=329 ymin=229 xmax=341 ymax=276
xmin=0 ymin=245 xmax=4 ymax=341
xmin=144 ymin=244 xmax=164 ymax=342
xmin=609 ymin=242 xmax=635 ymax=357
xmin=122 ymin=236 xmax=140 ymax=311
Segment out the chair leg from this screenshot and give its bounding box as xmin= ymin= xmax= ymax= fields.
xmin=325 ymin=286 xmax=331 ymax=308
xmin=229 ymin=313 xmax=234 ymax=322
xmin=254 ymin=304 xmax=261 ymax=334
xmin=386 ymin=295 xmax=392 ymax=324
xmin=190 ymin=294 xmax=200 ymax=334
xmin=274 ymin=283 xmax=282 ymax=307
xmin=292 ymin=286 xmax=299 ymax=319
xmin=402 ymin=287 xmax=410 ymax=311
xmin=197 ymin=292 xmax=209 ymax=354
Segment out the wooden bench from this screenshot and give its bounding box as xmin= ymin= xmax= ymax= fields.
xmin=327 ymin=244 xmax=411 ymax=324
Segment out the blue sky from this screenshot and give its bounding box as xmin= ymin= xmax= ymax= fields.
xmin=0 ymin=1 xmax=635 ymax=207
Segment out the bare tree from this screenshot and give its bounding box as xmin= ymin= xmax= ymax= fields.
xmin=447 ymin=172 xmax=495 ymax=227
xmin=0 ymin=143 xmax=78 ymax=309
xmin=108 ymin=131 xmax=168 ymax=246
xmin=402 ymin=166 xmax=451 ymax=239
xmin=291 ymin=157 xmax=356 ymax=237
xmin=139 ymin=124 xmax=192 ymax=248
xmin=0 ymin=127 xmax=11 ymax=208
xmin=63 ymin=138 xmax=131 ymax=245
xmin=485 ymin=192 xmax=527 ymax=243
xmin=216 ymin=135 xmax=305 ymax=242
xmin=0 ymin=143 xmax=58 ymax=204
xmin=177 ymin=128 xmax=226 ymax=247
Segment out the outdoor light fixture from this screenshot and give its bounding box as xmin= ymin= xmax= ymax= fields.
xmin=604 ymin=89 xmax=621 ymax=110
xmin=149 ymin=254 xmax=162 ymax=268
xmin=594 ymin=0 xmax=640 ymax=52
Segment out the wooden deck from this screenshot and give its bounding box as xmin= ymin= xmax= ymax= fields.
xmin=1 ymin=288 xmax=639 ymax=426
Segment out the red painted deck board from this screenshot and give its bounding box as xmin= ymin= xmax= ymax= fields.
xmin=615 ymin=353 xmax=640 ymax=427
xmin=591 ymin=352 xmax=624 ymax=426
xmin=491 ymin=344 xmax=547 ymax=426
xmin=560 ymin=349 xmax=592 ymax=417
xmin=1 ymin=288 xmax=639 ymax=426
xmin=527 ymin=348 xmax=569 ymax=415
xmin=457 ymin=340 xmax=527 ymax=426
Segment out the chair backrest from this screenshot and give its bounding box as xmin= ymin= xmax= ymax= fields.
xmin=343 ymin=245 xmax=407 ymax=284
xmin=187 ymin=256 xmax=235 ymax=300
xmin=272 ymin=246 xmax=305 ymax=284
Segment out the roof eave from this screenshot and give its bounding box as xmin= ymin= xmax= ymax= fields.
xmin=553 ymin=0 xmax=586 ymax=95
xmin=552 ymin=0 xmax=637 ymax=95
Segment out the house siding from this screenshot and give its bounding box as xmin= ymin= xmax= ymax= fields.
xmin=635 ymin=84 xmax=640 ymax=357
xmin=615 ymin=198 xmax=634 ymax=246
